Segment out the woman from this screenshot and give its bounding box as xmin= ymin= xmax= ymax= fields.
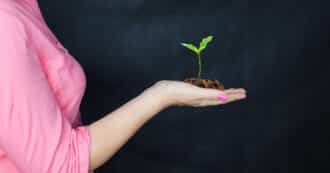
xmin=0 ymin=0 xmax=247 ymax=172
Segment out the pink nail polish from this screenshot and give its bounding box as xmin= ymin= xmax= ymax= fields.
xmin=217 ymin=93 xmax=227 ymax=101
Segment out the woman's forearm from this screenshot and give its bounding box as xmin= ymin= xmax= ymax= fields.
xmin=87 ymin=85 xmax=168 ymax=171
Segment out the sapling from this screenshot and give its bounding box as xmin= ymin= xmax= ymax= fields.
xmin=180 ymin=35 xmax=225 ymax=90
xmin=181 ymin=35 xmax=213 ymax=79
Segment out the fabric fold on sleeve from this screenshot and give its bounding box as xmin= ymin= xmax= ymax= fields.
xmin=75 ymin=126 xmax=92 ymax=173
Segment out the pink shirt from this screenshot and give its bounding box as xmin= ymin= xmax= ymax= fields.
xmin=0 ymin=0 xmax=92 ymax=172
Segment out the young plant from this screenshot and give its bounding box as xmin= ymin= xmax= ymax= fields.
xmin=181 ymin=35 xmax=213 ymax=79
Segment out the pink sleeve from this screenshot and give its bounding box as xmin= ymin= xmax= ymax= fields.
xmin=0 ymin=11 xmax=91 ymax=173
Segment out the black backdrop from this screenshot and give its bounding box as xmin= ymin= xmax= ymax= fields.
xmin=39 ymin=0 xmax=329 ymax=172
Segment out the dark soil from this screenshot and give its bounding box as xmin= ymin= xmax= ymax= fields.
xmin=184 ymin=78 xmax=225 ymax=90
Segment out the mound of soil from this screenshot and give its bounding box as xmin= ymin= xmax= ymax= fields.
xmin=184 ymin=78 xmax=225 ymax=90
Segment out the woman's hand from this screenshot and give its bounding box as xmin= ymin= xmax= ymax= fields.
xmin=151 ymin=80 xmax=247 ymax=108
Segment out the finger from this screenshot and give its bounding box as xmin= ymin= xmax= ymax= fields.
xmin=216 ymin=92 xmax=247 ymax=105
xmin=192 ymin=89 xmax=247 ymax=107
xmin=195 ymin=87 xmax=224 ymax=98
xmin=202 ymin=92 xmax=246 ymax=106
xmin=193 ymin=87 xmax=246 ymax=103
xmin=224 ymin=93 xmax=247 ymax=104
xmin=224 ymin=88 xmax=246 ymax=95
xmin=201 ymin=88 xmax=246 ymax=99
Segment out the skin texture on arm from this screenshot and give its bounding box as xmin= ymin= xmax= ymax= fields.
xmin=87 ymin=81 xmax=246 ymax=171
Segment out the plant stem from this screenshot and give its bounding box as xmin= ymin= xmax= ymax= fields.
xmin=197 ymin=53 xmax=202 ymax=79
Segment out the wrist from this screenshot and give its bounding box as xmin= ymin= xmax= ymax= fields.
xmin=147 ymin=81 xmax=173 ymax=109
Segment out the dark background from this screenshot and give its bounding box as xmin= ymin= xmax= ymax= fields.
xmin=39 ymin=0 xmax=329 ymax=172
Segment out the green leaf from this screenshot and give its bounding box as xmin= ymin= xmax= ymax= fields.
xmin=198 ymin=35 xmax=213 ymax=53
xmin=181 ymin=42 xmax=199 ymax=54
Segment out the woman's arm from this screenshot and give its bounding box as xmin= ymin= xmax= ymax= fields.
xmin=87 ymin=84 xmax=166 ymax=171
xmin=87 ymin=81 xmax=246 ymax=171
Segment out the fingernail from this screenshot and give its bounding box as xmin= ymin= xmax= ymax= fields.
xmin=217 ymin=93 xmax=227 ymax=101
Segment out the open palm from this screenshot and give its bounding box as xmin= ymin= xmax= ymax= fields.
xmin=153 ymin=80 xmax=247 ymax=107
